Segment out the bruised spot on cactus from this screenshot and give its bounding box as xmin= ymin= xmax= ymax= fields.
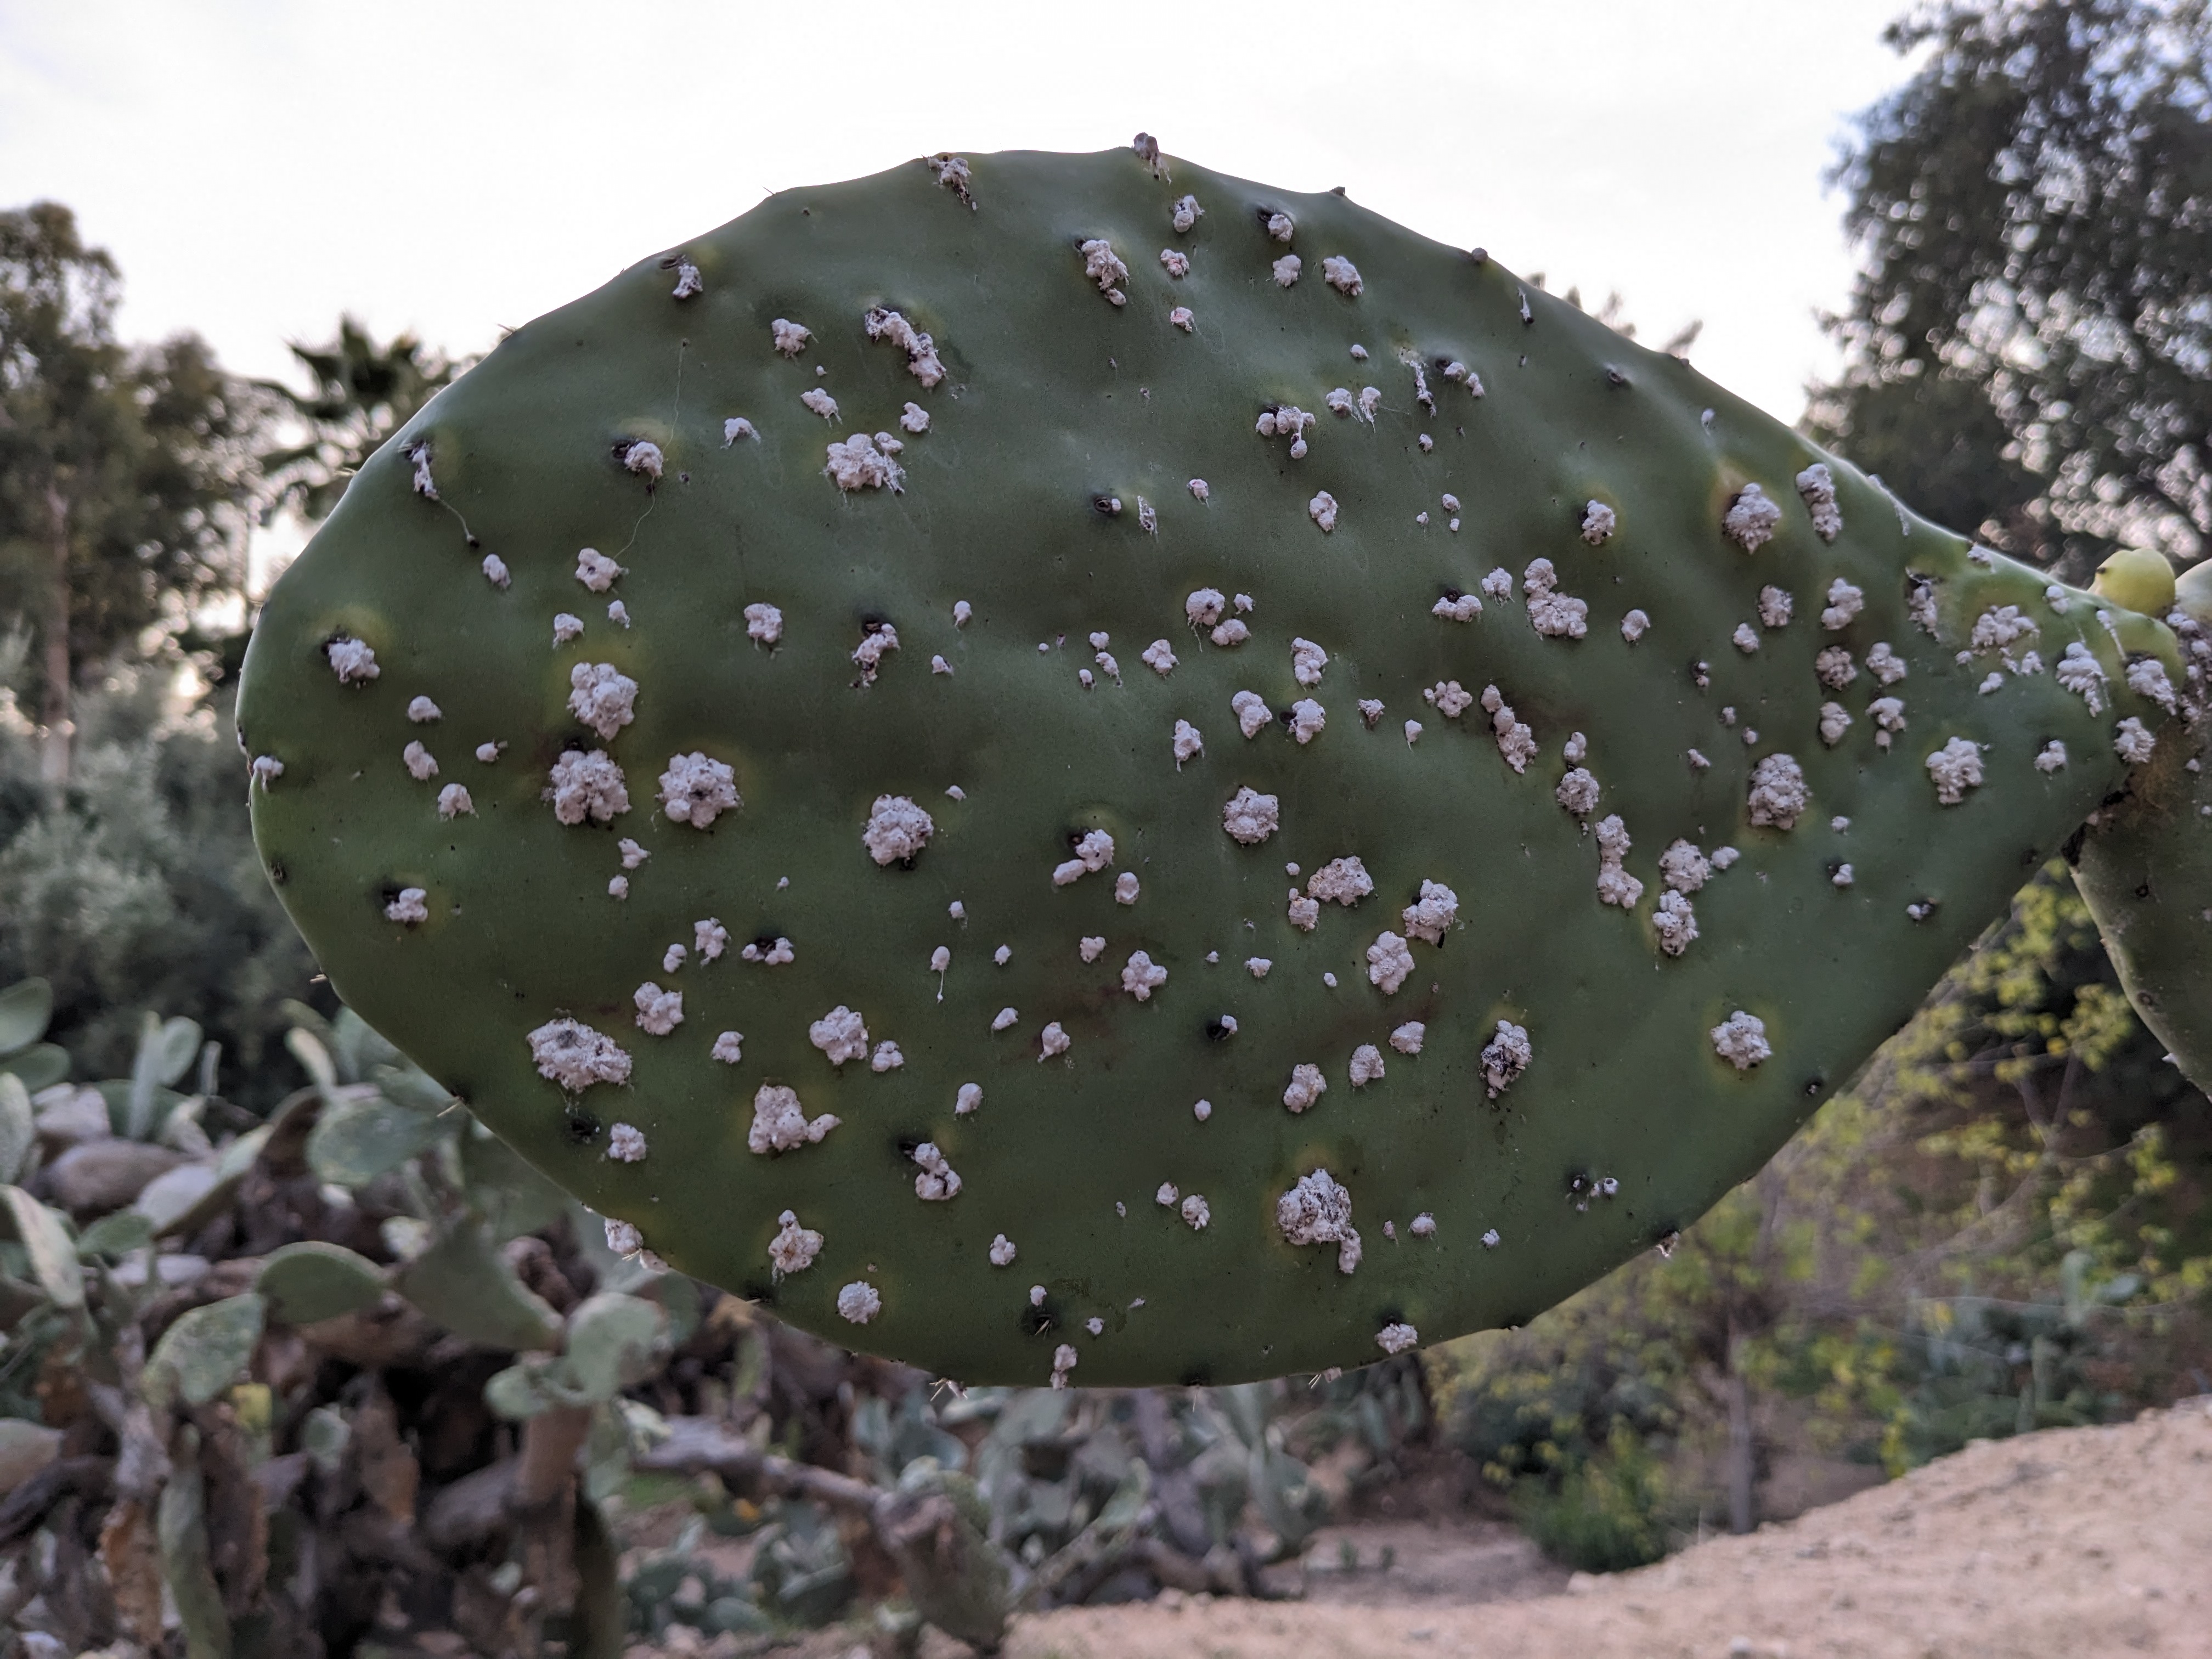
xmin=326 ymin=637 xmax=379 ymax=684
xmin=771 ymin=319 xmax=811 ymax=356
xmin=1744 ymin=753 xmax=1814 ymax=828
xmin=1581 ymin=502 xmax=1616 ymax=545
xmin=529 ymin=1018 xmax=632 ymax=1092
xmin=2115 ymin=716 xmax=2157 ymax=764
xmin=1283 ymin=1063 xmax=1328 ymax=1113
xmin=1278 ymin=1168 xmax=1361 ymax=1274
xmin=1223 ymin=786 xmax=1280 ymax=845
xmin=1711 ymin=1011 xmax=1771 ymax=1070
xmin=1039 ymin=1022 xmax=1071 ymax=1060
xmin=1323 ymin=256 xmax=1363 ymax=296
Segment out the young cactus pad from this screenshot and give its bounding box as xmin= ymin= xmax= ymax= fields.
xmin=238 ymin=145 xmax=2183 ymax=1387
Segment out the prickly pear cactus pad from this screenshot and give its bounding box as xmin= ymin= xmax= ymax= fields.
xmin=237 ymin=145 xmax=2183 ymax=1387
xmin=2075 ymin=561 xmax=2212 ymax=1092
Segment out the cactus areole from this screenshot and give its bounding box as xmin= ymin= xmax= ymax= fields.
xmin=238 ymin=145 xmax=2187 ymax=1387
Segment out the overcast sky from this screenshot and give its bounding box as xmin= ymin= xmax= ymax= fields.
xmin=2 ymin=1 xmax=1923 ymax=429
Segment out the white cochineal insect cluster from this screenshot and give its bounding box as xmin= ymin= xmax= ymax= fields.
xmin=245 ymin=139 xmax=2186 ymax=1391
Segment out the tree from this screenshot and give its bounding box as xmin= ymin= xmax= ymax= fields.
xmin=0 ymin=202 xmax=257 ymax=781
xmin=257 ymin=315 xmax=457 ymax=522
xmin=1810 ymin=0 xmax=2212 ymax=581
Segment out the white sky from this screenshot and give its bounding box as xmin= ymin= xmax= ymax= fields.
xmin=2 ymin=1 xmax=1921 ymax=428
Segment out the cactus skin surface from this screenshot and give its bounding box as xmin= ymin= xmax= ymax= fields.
xmin=2076 ymin=561 xmax=2212 ymax=1091
xmin=237 ymin=146 xmax=2181 ymax=1386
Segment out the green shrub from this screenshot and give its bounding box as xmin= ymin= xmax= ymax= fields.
xmin=1513 ymin=1423 xmax=1672 ymax=1573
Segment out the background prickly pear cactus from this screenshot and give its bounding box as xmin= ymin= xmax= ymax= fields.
xmin=2075 ymin=560 xmax=2212 ymax=1091
xmin=236 ymin=144 xmax=2182 ymax=1386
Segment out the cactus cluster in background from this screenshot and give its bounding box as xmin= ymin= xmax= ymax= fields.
xmin=236 ymin=141 xmax=2186 ymax=1389
xmin=0 ymin=974 xmax=1435 ymax=1656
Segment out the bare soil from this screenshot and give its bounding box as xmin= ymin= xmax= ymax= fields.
xmin=974 ymin=1398 xmax=2212 ymax=1659
xmin=651 ymin=1399 xmax=2211 ymax=1659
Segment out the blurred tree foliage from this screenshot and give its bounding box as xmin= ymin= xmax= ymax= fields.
xmin=256 ymin=314 xmax=458 ymax=522
xmin=0 ymin=672 xmax=318 ymax=1100
xmin=0 ymin=202 xmax=259 ymax=782
xmin=1807 ymin=0 xmax=2212 ymax=581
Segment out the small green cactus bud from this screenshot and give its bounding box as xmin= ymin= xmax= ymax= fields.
xmin=2091 ymin=548 xmax=2177 ymax=618
xmin=239 ymin=145 xmax=2183 ymax=1386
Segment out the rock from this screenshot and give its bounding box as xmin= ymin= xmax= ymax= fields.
xmin=0 ymin=1419 xmax=61 ymax=1494
xmin=32 ymin=1087 xmax=109 ymax=1152
xmin=43 ymin=1138 xmax=185 ymax=1214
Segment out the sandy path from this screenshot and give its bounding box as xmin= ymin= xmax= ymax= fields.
xmin=969 ymin=1398 xmax=2211 ymax=1659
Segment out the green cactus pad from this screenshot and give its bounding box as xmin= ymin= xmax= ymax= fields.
xmin=238 ymin=145 xmax=2181 ymax=1386
xmin=2075 ymin=567 xmax=2212 ymax=1091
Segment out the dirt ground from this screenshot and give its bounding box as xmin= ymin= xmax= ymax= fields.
xmin=724 ymin=1395 xmax=2211 ymax=1659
